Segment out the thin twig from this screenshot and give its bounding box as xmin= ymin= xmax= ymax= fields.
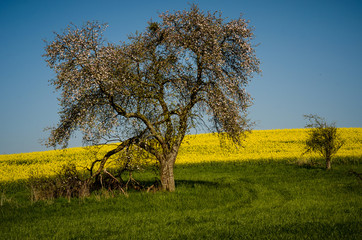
xmin=103 ymin=169 xmax=128 ymax=196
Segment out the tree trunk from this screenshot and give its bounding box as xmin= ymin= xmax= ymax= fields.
xmin=326 ymin=156 xmax=331 ymax=170
xmin=160 ymin=155 xmax=176 ymax=192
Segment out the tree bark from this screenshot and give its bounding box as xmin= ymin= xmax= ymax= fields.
xmin=160 ymin=155 xmax=176 ymax=192
xmin=326 ymin=156 xmax=331 ymax=170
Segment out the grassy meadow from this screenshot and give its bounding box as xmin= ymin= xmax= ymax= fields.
xmin=0 ymin=128 xmax=361 ymax=239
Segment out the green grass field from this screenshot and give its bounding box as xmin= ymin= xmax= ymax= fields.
xmin=1 ymin=160 xmax=361 ymax=239
xmin=1 ymin=129 xmax=361 ymax=239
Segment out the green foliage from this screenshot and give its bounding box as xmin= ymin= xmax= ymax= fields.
xmin=304 ymin=114 xmax=345 ymax=169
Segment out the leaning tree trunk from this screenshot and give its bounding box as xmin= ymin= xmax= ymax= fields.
xmin=159 ymin=152 xmax=177 ymax=192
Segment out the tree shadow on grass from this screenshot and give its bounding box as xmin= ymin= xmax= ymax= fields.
xmin=175 ymin=179 xmax=221 ymax=189
xmin=294 ymin=158 xmax=325 ymax=170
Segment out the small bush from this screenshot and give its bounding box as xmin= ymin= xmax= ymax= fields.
xmin=29 ymin=163 xmax=90 ymax=201
xmin=304 ymin=114 xmax=345 ymax=170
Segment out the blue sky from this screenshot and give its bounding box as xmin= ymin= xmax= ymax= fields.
xmin=0 ymin=0 xmax=361 ymax=154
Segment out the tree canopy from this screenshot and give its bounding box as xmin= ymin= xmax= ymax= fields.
xmin=44 ymin=5 xmax=260 ymax=191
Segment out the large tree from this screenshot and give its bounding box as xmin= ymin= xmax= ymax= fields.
xmin=44 ymin=5 xmax=260 ymax=191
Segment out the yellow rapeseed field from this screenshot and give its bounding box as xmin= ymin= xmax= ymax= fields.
xmin=0 ymin=128 xmax=361 ymax=182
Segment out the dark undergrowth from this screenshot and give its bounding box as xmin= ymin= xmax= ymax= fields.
xmin=0 ymin=159 xmax=361 ymax=239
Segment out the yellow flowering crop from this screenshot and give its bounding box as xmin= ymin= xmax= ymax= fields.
xmin=178 ymin=128 xmax=361 ymax=163
xmin=0 ymin=128 xmax=361 ymax=182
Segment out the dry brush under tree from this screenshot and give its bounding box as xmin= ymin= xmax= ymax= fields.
xmin=44 ymin=5 xmax=260 ymax=191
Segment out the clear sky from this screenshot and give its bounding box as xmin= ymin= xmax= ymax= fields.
xmin=0 ymin=0 xmax=361 ymax=154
